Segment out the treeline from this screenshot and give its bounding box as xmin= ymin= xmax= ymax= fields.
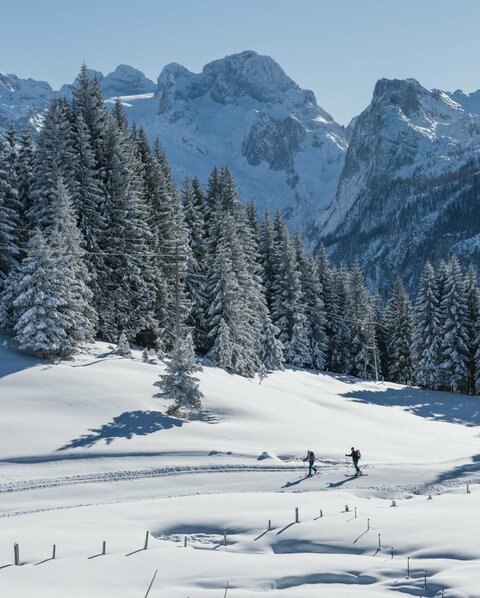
xmin=0 ymin=65 xmax=479 ymax=396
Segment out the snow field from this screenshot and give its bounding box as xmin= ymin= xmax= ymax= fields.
xmin=2 ymin=339 xmax=480 ymax=595
xmin=0 ymin=488 xmax=479 ymax=596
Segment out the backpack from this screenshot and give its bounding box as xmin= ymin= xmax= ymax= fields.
xmin=309 ymin=451 xmax=315 ymax=462
xmin=355 ymin=449 xmax=361 ymax=460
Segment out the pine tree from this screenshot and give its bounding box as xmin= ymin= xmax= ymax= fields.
xmin=464 ymin=265 xmax=480 ymax=394
xmin=28 ymin=99 xmax=77 ymax=231
xmin=97 ymin=111 xmax=157 ymax=342
xmin=384 ymin=277 xmax=414 ymax=384
xmin=149 ymin=140 xmax=191 ymax=351
xmin=71 ymin=64 xmax=108 ymax=171
xmin=117 ymin=332 xmax=132 ymax=357
xmin=270 ymin=214 xmax=310 ymax=367
xmin=413 ymin=262 xmax=441 ymax=389
xmin=295 ymin=235 xmax=327 ymax=370
xmin=0 ymin=134 xmax=22 ymax=287
xmin=155 ymin=332 xmax=203 ymax=417
xmin=183 ymin=177 xmax=209 ymax=352
xmin=439 ymin=256 xmax=470 ymax=392
xmin=207 ymin=211 xmax=257 ymax=375
xmin=12 ymin=179 xmax=95 ymax=358
xmin=259 ymin=209 xmax=277 ymax=312
xmin=71 ymin=113 xmax=107 ymax=309
xmin=344 ymin=262 xmax=374 ymax=378
xmin=327 ymin=267 xmax=351 ymax=373
xmin=15 ymin=129 xmax=34 ymax=218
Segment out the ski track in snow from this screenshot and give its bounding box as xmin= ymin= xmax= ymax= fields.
xmin=1 ymin=457 xmax=477 ymax=520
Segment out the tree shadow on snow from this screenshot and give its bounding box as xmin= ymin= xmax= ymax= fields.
xmin=344 ymin=387 xmax=480 ymax=427
xmin=0 ymin=337 xmax=40 ymax=378
xmin=57 ymin=410 xmax=183 ymax=450
xmin=433 ymin=453 xmax=480 ymax=485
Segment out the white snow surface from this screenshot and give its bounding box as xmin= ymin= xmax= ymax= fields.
xmin=1 ymin=337 xmax=480 ymax=596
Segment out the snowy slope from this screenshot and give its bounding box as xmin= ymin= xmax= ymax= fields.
xmin=1 ymin=338 xmax=480 ymax=596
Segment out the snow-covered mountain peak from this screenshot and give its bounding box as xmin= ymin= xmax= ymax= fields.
xmin=200 ymin=50 xmax=298 ymax=104
xmin=321 ymin=75 xmax=480 ymax=295
xmin=101 ymin=64 xmax=156 ymax=98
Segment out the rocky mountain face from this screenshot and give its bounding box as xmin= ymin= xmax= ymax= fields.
xmin=135 ymin=51 xmax=348 ymax=240
xmin=2 ymin=54 xmax=480 ymax=292
xmin=320 ymin=78 xmax=480 ymax=296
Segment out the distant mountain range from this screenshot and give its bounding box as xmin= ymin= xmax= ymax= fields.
xmin=1 ymin=51 xmax=479 ymax=293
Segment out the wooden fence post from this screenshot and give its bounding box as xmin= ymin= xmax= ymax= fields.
xmin=102 ymin=541 xmax=106 ymax=555
xmin=223 ymin=529 xmax=227 ymax=546
xmin=52 ymin=544 xmax=56 ymax=560
xmin=14 ymin=543 xmax=20 ymax=566
xmin=144 ymin=531 xmax=150 ymax=550
xmin=295 ymin=507 xmax=299 ymax=523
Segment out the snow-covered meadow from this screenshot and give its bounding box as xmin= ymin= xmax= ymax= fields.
xmin=1 ymin=338 xmax=480 ymax=597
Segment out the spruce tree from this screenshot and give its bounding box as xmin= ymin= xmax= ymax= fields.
xmin=12 ymin=179 xmax=95 ymax=358
xmin=295 ymin=235 xmax=327 ymax=370
xmin=71 ymin=64 xmax=108 ymax=171
xmin=156 ymin=332 xmax=203 ymax=417
xmin=183 ymin=177 xmax=209 ymax=352
xmin=71 ymin=113 xmax=107 ymax=308
xmin=464 ymin=265 xmax=480 ymax=394
xmin=28 ymin=99 xmax=77 ymax=231
xmin=413 ymin=262 xmax=441 ymax=389
xmin=345 ymin=262 xmax=374 ymax=378
xmin=98 ymin=111 xmax=156 ymax=342
xmin=439 ymin=256 xmax=470 ymax=392
xmin=384 ymin=277 xmax=414 ymax=384
xmin=270 ymin=214 xmax=310 ymax=367
xmin=0 ymin=134 xmax=22 ymax=287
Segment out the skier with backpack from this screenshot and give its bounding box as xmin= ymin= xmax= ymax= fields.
xmin=345 ymin=447 xmax=362 ymax=475
xmin=303 ymin=450 xmax=317 ymax=477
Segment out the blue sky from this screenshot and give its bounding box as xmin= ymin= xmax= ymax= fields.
xmin=2 ymin=0 xmax=480 ymax=124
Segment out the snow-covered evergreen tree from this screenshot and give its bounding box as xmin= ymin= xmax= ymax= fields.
xmin=344 ymin=262 xmax=374 ymax=378
xmin=98 ymin=111 xmax=157 ymax=343
xmin=270 ymin=213 xmax=310 ymax=367
xmin=15 ymin=129 xmax=34 ymax=217
xmin=295 ymin=235 xmax=327 ymax=370
xmin=259 ymin=209 xmax=277 ymax=312
xmin=71 ymin=64 xmax=108 ymax=171
xmin=464 ymin=265 xmax=480 ymax=394
xmin=207 ymin=211 xmax=257 ymax=375
xmin=439 ymin=256 xmax=470 ymax=392
xmin=117 ymin=332 xmax=132 ymax=357
xmin=156 ymin=332 xmax=203 ymax=417
xmin=326 ymin=267 xmax=351 ymax=373
xmin=28 ymin=99 xmax=77 ymax=231
xmin=149 ymin=140 xmax=191 ymax=351
xmin=71 ymin=113 xmax=107 ymax=309
xmin=413 ymin=262 xmax=441 ymax=389
xmin=0 ymin=134 xmax=22 ymax=287
xmin=183 ymin=177 xmax=209 ymax=352
xmin=12 ymin=179 xmax=95 ymax=358
xmin=384 ymin=277 xmax=414 ymax=384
